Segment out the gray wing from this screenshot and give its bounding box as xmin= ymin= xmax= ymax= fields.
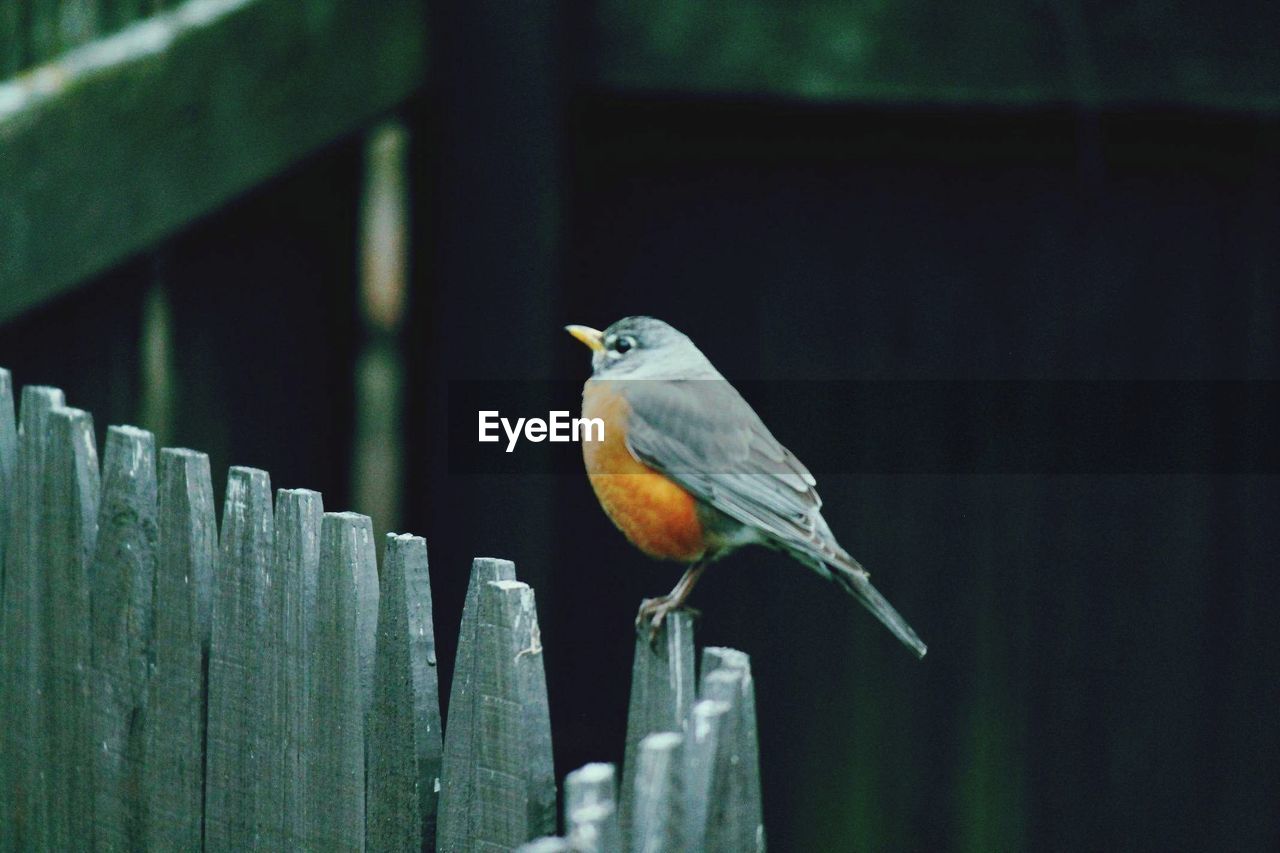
xmin=619 ymin=379 xmax=847 ymax=568
xmin=620 ymin=378 xmax=929 ymax=659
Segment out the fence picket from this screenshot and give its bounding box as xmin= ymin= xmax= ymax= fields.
xmin=437 ymin=557 xmax=516 ymax=848
xmin=0 ymin=385 xmax=64 ymax=852
xmin=566 ymin=762 xmax=623 ymax=853
xmin=306 ymin=512 xmax=372 ymax=851
xmin=478 ymin=579 xmax=556 ymax=845
xmin=275 ymin=488 xmax=324 ymax=849
xmin=682 ymin=698 xmax=731 ymax=851
xmin=204 ymin=467 xmax=281 ymax=851
xmin=631 ymin=731 xmax=685 ymax=853
xmin=348 ymin=514 xmax=380 ymax=730
xmin=620 ymin=611 xmax=695 ymax=843
xmin=91 ymin=426 xmax=158 ymax=851
xmin=41 ymin=407 xmax=101 ymax=850
xmin=143 ymin=448 xmax=216 ymax=851
xmin=438 ymin=573 xmax=555 ymax=849
xmin=698 ymin=649 xmax=765 ymax=852
xmin=367 ymin=533 xmax=442 ymax=852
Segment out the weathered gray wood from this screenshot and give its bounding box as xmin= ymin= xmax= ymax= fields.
xmin=700 ymin=647 xmax=751 ymax=686
xmin=91 ymin=425 xmax=158 ymax=852
xmin=565 ymin=763 xmax=623 ymax=853
xmin=630 ymin=732 xmax=685 ymax=853
xmin=475 ymin=579 xmax=556 ymax=847
xmin=40 ymin=407 xmax=101 ymax=851
xmin=0 ymin=385 xmax=63 ymax=852
xmin=305 ymin=512 xmax=370 ymax=852
xmin=698 ymin=649 xmax=765 ymax=853
xmin=437 ymin=556 xmax=516 ymax=849
xmin=275 ymin=488 xmax=323 ymax=851
xmin=366 ymin=533 xmax=442 ymax=853
xmin=681 ymin=699 xmax=731 ymax=852
xmin=437 ymin=576 xmax=556 ymax=850
xmin=204 ymin=466 xmax=281 ymax=851
xmin=620 ymin=610 xmax=695 ymax=842
xmin=347 ymin=513 xmax=380 ymax=729
xmin=0 ymin=0 xmax=426 ymax=325
xmin=143 ymin=448 xmax=216 ymax=852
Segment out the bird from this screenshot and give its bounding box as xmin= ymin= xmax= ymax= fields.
xmin=566 ymin=317 xmax=927 ymax=659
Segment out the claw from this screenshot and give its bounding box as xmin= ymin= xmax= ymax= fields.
xmin=635 ymin=598 xmax=700 ymax=645
xmin=635 ymin=563 xmax=708 ymax=645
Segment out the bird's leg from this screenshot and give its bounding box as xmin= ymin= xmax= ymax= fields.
xmin=636 ymin=562 xmax=706 ymax=641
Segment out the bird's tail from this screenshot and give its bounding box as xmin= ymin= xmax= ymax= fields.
xmin=825 ymin=553 xmax=928 ymax=660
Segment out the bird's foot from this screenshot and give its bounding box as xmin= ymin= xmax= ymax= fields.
xmin=635 ymin=597 xmax=700 ymax=644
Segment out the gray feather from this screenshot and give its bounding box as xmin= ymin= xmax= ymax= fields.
xmin=617 ymin=376 xmax=928 ymax=658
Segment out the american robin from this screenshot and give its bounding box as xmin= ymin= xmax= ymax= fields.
xmin=567 ymin=316 xmax=927 ymax=658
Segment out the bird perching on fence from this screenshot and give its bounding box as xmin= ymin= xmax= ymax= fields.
xmin=567 ymin=317 xmax=928 ymax=659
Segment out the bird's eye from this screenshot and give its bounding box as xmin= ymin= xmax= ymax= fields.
xmin=613 ymin=335 xmax=636 ymax=354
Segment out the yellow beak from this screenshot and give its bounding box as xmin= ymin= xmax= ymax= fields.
xmin=565 ymin=324 xmax=605 ymax=352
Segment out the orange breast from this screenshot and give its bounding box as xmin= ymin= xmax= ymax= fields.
xmin=581 ymin=380 xmax=706 ymax=562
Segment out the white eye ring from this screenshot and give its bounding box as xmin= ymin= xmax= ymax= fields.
xmin=613 ymin=335 xmax=637 ymax=354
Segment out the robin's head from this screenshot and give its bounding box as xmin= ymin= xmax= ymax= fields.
xmin=566 ymin=316 xmax=718 ymax=379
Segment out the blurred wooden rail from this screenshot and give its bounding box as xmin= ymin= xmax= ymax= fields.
xmin=0 ymin=367 xmax=766 ymax=851
xmin=0 ymin=0 xmax=424 ymax=324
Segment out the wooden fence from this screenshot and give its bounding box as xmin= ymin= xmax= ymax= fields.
xmin=0 ymin=367 xmax=764 ymax=852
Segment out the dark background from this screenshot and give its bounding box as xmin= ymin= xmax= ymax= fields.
xmin=3 ymin=3 xmax=1279 ymax=850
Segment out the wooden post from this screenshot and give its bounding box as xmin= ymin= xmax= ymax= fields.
xmin=437 ymin=557 xmax=516 ymax=848
xmin=681 ymin=698 xmax=731 ymax=852
xmin=698 ymin=648 xmax=765 ymax=852
xmin=437 ymin=574 xmax=555 ymax=850
xmin=275 ymin=488 xmax=324 ymax=850
xmin=0 ymin=385 xmax=63 ymax=852
xmin=352 ymin=122 xmax=410 ymax=548
xmin=143 ymin=448 xmax=216 ymax=851
xmin=620 ymin=611 xmax=695 ymax=842
xmin=630 ymin=732 xmax=685 ymax=853
xmin=91 ymin=426 xmax=158 ymax=851
xmin=565 ymin=763 xmax=623 ymax=853
xmin=305 ymin=512 xmax=371 ymax=851
xmin=40 ymin=407 xmax=101 ymax=850
xmin=366 ymin=533 xmax=442 ymax=852
xmin=204 ymin=467 xmax=281 ymax=851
